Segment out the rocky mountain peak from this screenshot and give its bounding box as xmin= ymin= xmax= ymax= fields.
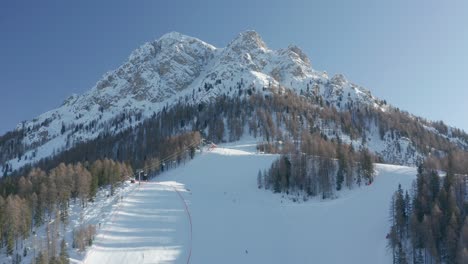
xmin=286 ymin=45 xmax=311 ymax=67
xmin=227 ymin=30 xmax=269 ymax=54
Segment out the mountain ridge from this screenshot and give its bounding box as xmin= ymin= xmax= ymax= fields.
xmin=1 ymin=30 xmax=467 ymax=174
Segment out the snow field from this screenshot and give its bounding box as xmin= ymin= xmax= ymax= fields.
xmin=83 ymin=143 xmax=416 ymax=264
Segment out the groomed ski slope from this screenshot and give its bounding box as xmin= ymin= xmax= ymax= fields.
xmin=82 ymin=182 xmax=191 ymax=264
xmin=84 ymin=143 xmax=416 ymax=264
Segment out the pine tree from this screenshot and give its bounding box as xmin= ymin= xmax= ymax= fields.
xmin=75 ymin=163 xmax=91 ymax=208
xmin=318 ymin=158 xmax=332 ymax=199
xmin=429 ymin=170 xmax=440 ymax=202
xmin=90 ymin=159 xmax=103 ymax=192
xmin=336 ymin=143 xmax=345 ymax=191
xmin=36 ymin=251 xmax=48 ymax=264
xmin=336 ymin=166 xmax=344 ymax=191
xmin=257 ymin=170 xmax=263 ymax=189
xmin=263 ymin=170 xmax=269 ymax=190
xmin=12 ymin=253 xmax=21 ymax=264
xmin=273 ymin=165 xmax=281 ymax=193
xmin=59 ymin=239 xmax=70 ymax=264
xmin=5 ymin=195 xmax=19 ymax=256
xmin=189 ymin=146 xmax=196 ymax=159
xmin=388 ymin=194 xmax=398 ymax=262
xmin=6 ymin=228 xmax=14 ymax=255
xmin=395 ymin=242 xmax=408 ymax=264
xmin=456 ymin=218 xmax=468 ymax=264
xmin=404 ymin=190 xmax=411 ymax=238
xmin=345 ymin=146 xmax=354 ymax=189
xmin=360 ymin=148 xmax=374 ymax=184
xmin=394 ymin=184 xmax=406 ymax=240
xmin=445 ymin=213 xmax=459 ymax=264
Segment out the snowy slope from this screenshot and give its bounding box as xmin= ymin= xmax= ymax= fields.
xmin=83 ymin=182 xmax=191 ymax=264
xmin=82 ymin=142 xmax=416 ymax=264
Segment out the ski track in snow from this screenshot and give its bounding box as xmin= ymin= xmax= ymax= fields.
xmin=83 ymin=182 xmax=191 ymax=264
xmin=82 ymin=142 xmax=416 ymax=264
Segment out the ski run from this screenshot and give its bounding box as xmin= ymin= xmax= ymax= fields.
xmin=80 ymin=142 xmax=415 ymax=264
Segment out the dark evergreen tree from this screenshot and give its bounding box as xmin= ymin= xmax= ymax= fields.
xmin=257 ymin=170 xmax=263 ymax=189
xmin=336 ymin=143 xmax=345 ymax=191
xmin=60 ymin=239 xmax=70 ymax=264
xmin=360 ymin=148 xmax=374 ymax=185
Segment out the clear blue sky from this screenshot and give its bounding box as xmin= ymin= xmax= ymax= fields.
xmin=1 ymin=0 xmax=467 ymax=135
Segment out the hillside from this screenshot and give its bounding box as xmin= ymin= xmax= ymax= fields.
xmin=1 ymin=31 xmax=468 ymax=176
xmin=82 ymin=142 xmax=416 ymax=264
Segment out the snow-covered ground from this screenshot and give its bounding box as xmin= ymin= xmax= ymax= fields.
xmin=82 ymin=142 xmax=416 ymax=264
xmin=83 ymin=182 xmax=190 ymax=264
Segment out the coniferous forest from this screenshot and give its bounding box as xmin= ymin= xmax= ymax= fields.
xmin=388 ymin=159 xmax=468 ymax=264
xmin=258 ymin=136 xmax=375 ymax=199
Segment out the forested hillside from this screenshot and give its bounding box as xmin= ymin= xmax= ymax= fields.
xmin=0 ymin=159 xmax=132 ymax=263
xmin=4 ymin=88 xmax=468 ymax=180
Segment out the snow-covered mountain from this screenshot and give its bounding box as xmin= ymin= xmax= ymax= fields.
xmin=1 ymin=30 xmax=466 ymax=173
